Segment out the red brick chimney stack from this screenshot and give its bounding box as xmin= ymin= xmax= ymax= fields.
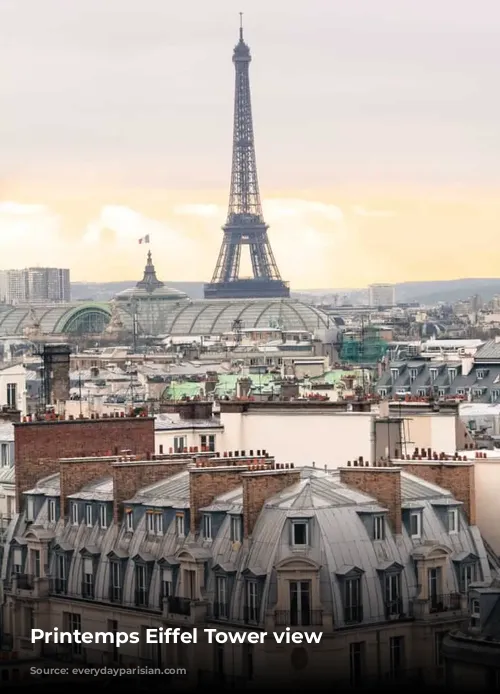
xmin=242 ymin=466 xmax=301 ymax=538
xmin=339 ymin=465 xmax=402 ymax=534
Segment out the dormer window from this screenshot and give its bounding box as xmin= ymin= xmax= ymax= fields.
xmin=230 ymin=515 xmax=242 ymax=543
xmin=85 ymin=504 xmax=93 ymax=527
xmin=12 ymin=547 xmax=24 ymax=575
xmin=290 ymin=519 xmax=309 ymax=547
xmin=409 ymin=368 xmax=418 ymax=383
xmin=202 ymin=514 xmax=212 ymax=540
xmin=146 ymin=511 xmax=163 ymax=536
xmin=448 ymin=368 xmax=457 ymax=382
xmin=477 ymin=370 xmax=485 ymax=380
xmin=71 ymin=502 xmax=79 ymax=526
xmin=390 ymin=368 xmax=399 ymax=383
xmin=447 ymin=508 xmax=458 ymax=534
xmin=175 ymin=513 xmax=185 ymax=537
xmin=373 ymin=515 xmax=385 ymax=541
xmin=26 ymin=497 xmax=35 ymax=522
xmin=125 ymin=509 xmax=134 ymax=532
xmin=429 ymin=368 xmax=438 ymax=382
xmin=82 ymin=557 xmax=95 ymax=599
xmin=410 ymin=511 xmax=422 ymax=539
xmin=99 ymin=504 xmax=108 ymax=529
xmin=48 ymin=499 xmax=57 ymax=523
xmin=460 ymin=563 xmax=477 ymax=592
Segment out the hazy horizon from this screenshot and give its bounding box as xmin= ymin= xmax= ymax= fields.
xmin=2 ymin=0 xmax=500 ymax=288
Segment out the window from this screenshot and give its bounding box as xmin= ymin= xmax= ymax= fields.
xmin=384 ymin=573 xmax=401 ymax=617
xmin=159 ymin=445 xmax=163 ymax=454
xmin=447 ymin=508 xmax=458 ymax=534
xmin=85 ymin=504 xmax=93 ymax=527
xmin=344 ymin=577 xmax=362 ymax=623
xmin=417 ymin=388 xmax=426 ymax=397
xmin=175 ymin=513 xmax=185 ymax=537
xmin=230 ymin=516 xmax=242 ymax=542
xmin=410 ymin=511 xmax=421 ymax=538
xmin=457 ymin=389 xmax=465 ymax=396
xmin=110 ymin=562 xmax=122 ymax=602
xmin=373 ymin=515 xmax=385 ymax=540
xmin=161 ymin=568 xmax=173 ymax=600
xmin=26 ymin=497 xmax=35 ymax=522
xmin=477 ymin=370 xmax=485 ymax=380
xmin=349 ymin=642 xmax=365 ymax=687
xmin=430 ymin=368 xmax=438 ymax=382
xmin=99 ymin=504 xmax=107 ymax=529
xmin=82 ymin=557 xmax=94 ymax=598
xmin=71 ymin=503 xmax=79 ymax=526
xmin=202 ymin=514 xmax=212 ymax=540
xmin=30 ymin=549 xmax=41 ymax=578
xmin=409 ymin=369 xmax=418 ymax=383
xmin=390 ymin=368 xmax=399 ymax=383
xmin=0 ymin=443 xmax=10 ymax=467
xmin=378 ymin=388 xmax=388 ymax=397
xmin=216 ymin=576 xmax=228 ymax=619
xmin=245 ymin=580 xmax=259 ymax=624
xmin=146 ymin=511 xmax=163 ymax=535
xmin=12 ymin=547 xmax=23 ymax=574
xmin=64 ymin=613 xmax=82 ymax=655
xmin=428 ymin=567 xmax=442 ymax=610
xmin=173 ymin=436 xmax=186 ymax=453
xmin=290 ymin=580 xmax=311 ymax=626
xmin=389 ymin=636 xmax=404 ymax=678
xmin=55 ymin=554 xmax=67 ymax=593
xmin=448 ymin=368 xmax=457 ymax=382
xmin=48 ymin=499 xmax=57 ymax=523
xmin=291 ymin=520 xmax=309 ymax=547
xmin=470 ymin=598 xmax=480 ymax=628
xmin=6 ymin=383 xmax=17 ymax=408
xmin=125 ymin=510 xmax=134 ymax=532
xmin=135 ymin=564 xmax=150 ymax=607
xmin=200 ymin=434 xmax=216 ymax=452
xmin=460 ymin=563 xmax=477 ymax=593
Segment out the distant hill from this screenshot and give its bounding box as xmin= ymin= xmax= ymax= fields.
xmin=294 ymin=278 xmax=500 ymax=305
xmin=71 ymin=277 xmax=500 ymax=305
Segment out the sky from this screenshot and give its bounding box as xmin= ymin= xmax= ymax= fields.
xmin=1 ymin=0 xmax=500 ymax=289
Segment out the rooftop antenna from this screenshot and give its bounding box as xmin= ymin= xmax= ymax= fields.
xmin=239 ymin=12 xmax=244 ymax=40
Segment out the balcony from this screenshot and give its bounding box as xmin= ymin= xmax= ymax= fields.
xmin=385 ymin=598 xmax=406 ymax=620
xmin=168 ymin=596 xmax=191 ymax=616
xmin=274 ymin=610 xmax=323 ymax=627
xmin=410 ymin=592 xmax=466 ymax=619
xmin=429 ymin=593 xmax=462 ymax=613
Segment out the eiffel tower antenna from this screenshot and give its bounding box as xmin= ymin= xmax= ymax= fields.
xmin=204 ymin=18 xmax=290 ymax=299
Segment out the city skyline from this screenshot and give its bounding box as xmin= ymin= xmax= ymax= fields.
xmin=1 ymin=0 xmax=500 ymax=288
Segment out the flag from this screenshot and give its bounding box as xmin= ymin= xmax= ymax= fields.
xmin=138 ymin=234 xmax=150 ymax=244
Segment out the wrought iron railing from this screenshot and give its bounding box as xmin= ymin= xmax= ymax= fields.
xmin=167 ymin=596 xmax=191 ymax=616
xmin=344 ymin=604 xmax=363 ymax=624
xmin=213 ymin=601 xmax=229 ymax=619
xmin=429 ymin=593 xmax=461 ymax=613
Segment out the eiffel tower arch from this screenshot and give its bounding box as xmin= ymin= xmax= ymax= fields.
xmin=204 ymin=19 xmax=290 ymax=300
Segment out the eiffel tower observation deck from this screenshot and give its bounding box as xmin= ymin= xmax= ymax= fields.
xmin=204 ymin=18 xmax=290 ymax=300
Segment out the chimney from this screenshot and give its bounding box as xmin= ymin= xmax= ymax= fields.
xmin=60 ymin=457 xmax=115 ymax=518
xmin=112 ymin=459 xmax=189 ymax=522
xmin=398 ymin=460 xmax=475 ymax=524
xmin=189 ymin=465 xmax=247 ymax=534
xmin=242 ymin=467 xmax=301 ymax=538
xmin=339 ymin=466 xmax=402 ymax=534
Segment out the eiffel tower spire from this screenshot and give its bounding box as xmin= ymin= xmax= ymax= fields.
xmin=204 ymin=19 xmax=289 ymax=300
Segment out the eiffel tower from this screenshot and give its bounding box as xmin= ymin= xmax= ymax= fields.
xmin=204 ymin=17 xmax=290 ymax=300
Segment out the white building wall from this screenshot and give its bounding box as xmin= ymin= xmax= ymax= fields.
xmin=155 ymin=427 xmax=222 ymax=455
xmin=220 ymin=410 xmax=374 ymax=467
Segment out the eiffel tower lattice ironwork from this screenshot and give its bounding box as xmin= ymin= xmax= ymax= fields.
xmin=204 ymin=17 xmax=290 ymax=300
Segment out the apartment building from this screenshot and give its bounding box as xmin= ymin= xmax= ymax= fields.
xmin=0 ymin=268 xmax=70 ymax=305
xmin=0 ymin=418 xmax=492 ymax=688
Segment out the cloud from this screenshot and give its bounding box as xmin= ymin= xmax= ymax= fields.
xmin=353 ymin=206 xmax=396 ymax=218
